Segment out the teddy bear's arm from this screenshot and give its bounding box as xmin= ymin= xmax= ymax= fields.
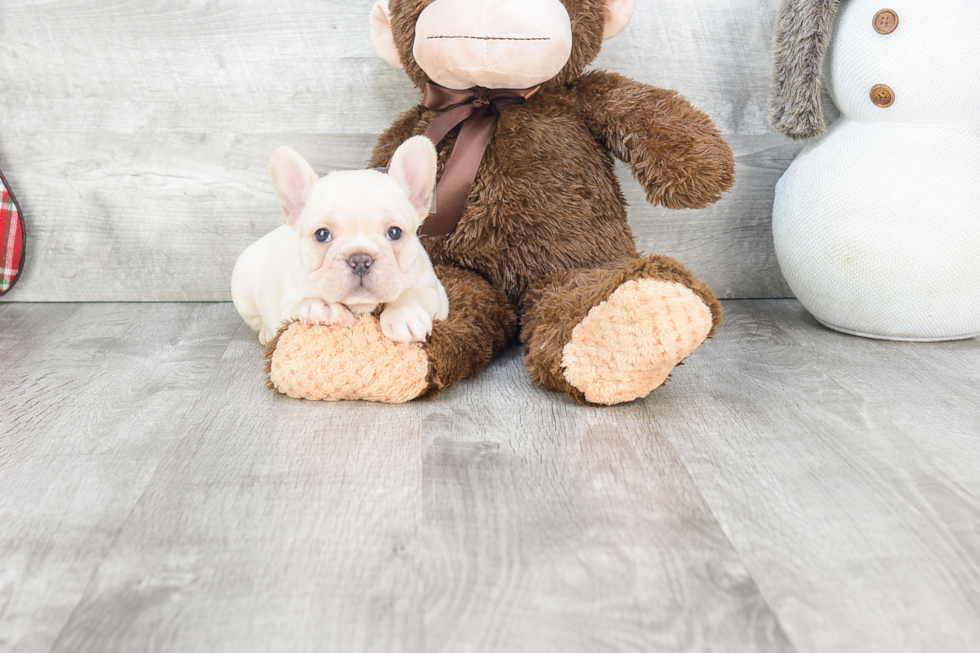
xmin=569 ymin=70 xmax=735 ymax=210
xmin=368 ymin=105 xmax=427 ymax=168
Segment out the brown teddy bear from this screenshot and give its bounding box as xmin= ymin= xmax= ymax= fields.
xmin=265 ymin=0 xmax=735 ymax=406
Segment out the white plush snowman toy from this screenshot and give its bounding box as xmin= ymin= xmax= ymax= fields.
xmin=770 ymin=0 xmax=980 ymax=341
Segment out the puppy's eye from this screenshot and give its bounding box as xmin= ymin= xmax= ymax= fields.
xmin=386 ymin=227 xmax=403 ymax=241
xmin=314 ymin=228 xmax=332 ymax=243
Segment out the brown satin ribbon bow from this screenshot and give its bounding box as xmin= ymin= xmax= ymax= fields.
xmin=420 ymin=83 xmax=540 ymax=237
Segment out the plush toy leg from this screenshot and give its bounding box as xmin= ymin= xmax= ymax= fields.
xmin=522 ymin=255 xmax=723 ymax=406
xmin=266 ymin=265 xmax=516 ymax=402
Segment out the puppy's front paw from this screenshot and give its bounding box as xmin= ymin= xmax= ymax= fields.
xmin=380 ymin=304 xmax=433 ymax=343
xmin=298 ymin=299 xmax=332 ymax=326
xmin=326 ymin=303 xmax=356 ymax=329
xmin=259 ymin=328 xmax=273 ymax=346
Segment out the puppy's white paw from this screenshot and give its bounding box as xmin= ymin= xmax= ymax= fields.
xmin=380 ymin=304 xmax=433 ymax=343
xmin=298 ymin=299 xmax=332 ymax=326
xmin=326 ymin=303 xmax=356 ymax=329
xmin=259 ymin=328 xmax=273 ymax=346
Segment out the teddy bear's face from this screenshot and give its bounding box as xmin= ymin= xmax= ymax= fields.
xmin=413 ymin=0 xmax=573 ymax=90
xmin=371 ymin=0 xmax=635 ymax=90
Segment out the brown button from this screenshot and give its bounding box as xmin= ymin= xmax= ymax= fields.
xmin=874 ymin=9 xmax=899 ymax=34
xmin=870 ymin=84 xmax=895 ymax=108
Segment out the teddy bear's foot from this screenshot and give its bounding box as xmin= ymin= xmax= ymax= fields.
xmin=522 ymin=254 xmax=723 ymax=407
xmin=561 ymin=279 xmax=714 ymax=405
xmin=267 ymin=316 xmax=430 ymax=403
xmin=264 ymin=265 xmax=517 ymax=403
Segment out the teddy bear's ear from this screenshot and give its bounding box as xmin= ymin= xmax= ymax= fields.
xmin=769 ymin=0 xmax=841 ymax=139
xmin=370 ymin=0 xmax=404 ymax=69
xmin=603 ymin=0 xmax=635 ymax=40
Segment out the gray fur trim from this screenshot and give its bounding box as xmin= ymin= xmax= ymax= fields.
xmin=769 ymin=0 xmax=840 ymax=140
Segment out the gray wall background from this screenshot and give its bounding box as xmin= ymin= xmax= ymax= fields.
xmin=0 ymin=0 xmax=821 ymax=302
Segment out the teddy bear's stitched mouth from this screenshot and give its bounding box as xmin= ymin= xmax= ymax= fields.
xmin=427 ymin=36 xmax=552 ymax=41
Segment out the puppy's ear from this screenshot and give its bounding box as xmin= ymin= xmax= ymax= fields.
xmin=388 ymin=136 xmax=438 ymax=221
xmin=371 ymin=0 xmax=404 ymax=69
xmin=603 ymin=0 xmax=634 ymax=40
xmin=269 ymin=146 xmax=319 ymax=227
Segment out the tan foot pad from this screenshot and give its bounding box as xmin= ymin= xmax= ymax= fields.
xmin=268 ymin=315 xmax=429 ymax=403
xmin=561 ymin=279 xmax=714 ymax=405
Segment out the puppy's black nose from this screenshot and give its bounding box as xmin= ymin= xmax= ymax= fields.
xmin=348 ymin=254 xmax=373 ymax=278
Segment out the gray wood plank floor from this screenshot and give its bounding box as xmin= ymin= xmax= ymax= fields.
xmin=1 ymin=301 xmax=978 ymax=653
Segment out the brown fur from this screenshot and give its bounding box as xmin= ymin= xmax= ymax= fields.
xmin=269 ymin=0 xmax=733 ymax=404
xmin=370 ymin=73 xmax=734 ymax=308
xmin=418 ymin=265 xmax=517 ymax=398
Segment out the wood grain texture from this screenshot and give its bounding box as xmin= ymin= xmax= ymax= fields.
xmin=3 ymin=301 xmax=980 ymax=651
xmin=416 ymin=350 xmax=790 ymax=652
xmin=0 ymin=303 xmax=241 ymax=653
xmin=663 ymin=301 xmax=980 ymax=653
xmin=0 ymin=0 xmax=801 ymax=301
xmin=49 ymin=326 xmax=430 ymax=653
xmin=2 ymin=302 xmax=800 ymax=653
xmin=0 ymin=0 xmax=782 ymax=135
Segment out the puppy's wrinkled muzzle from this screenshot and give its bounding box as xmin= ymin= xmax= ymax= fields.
xmin=349 ymin=254 xmax=374 ymax=278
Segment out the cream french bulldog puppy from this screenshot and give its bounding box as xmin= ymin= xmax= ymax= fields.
xmin=232 ymin=136 xmax=449 ymax=345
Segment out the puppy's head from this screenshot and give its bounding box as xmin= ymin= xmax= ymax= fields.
xmin=269 ymin=136 xmax=437 ymax=312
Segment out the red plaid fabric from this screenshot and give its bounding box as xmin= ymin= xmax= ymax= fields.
xmin=0 ymin=172 xmax=25 ymax=295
